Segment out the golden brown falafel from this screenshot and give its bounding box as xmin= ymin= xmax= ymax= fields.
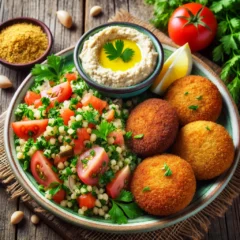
xmin=130 ymin=154 xmax=196 ymax=216
xmin=126 ymin=98 xmax=179 ymax=157
xmin=172 ymin=121 xmax=235 ymax=180
xmin=164 ymin=75 xmax=222 ymax=126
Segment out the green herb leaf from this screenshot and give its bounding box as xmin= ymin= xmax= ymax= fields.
xmin=142 ymin=186 xmax=151 ymax=192
xmin=188 ymin=105 xmax=199 ymax=111
xmin=196 ymin=95 xmax=202 ymax=100
xmin=120 ymin=48 xmax=134 ymax=62
xmin=117 ymin=202 xmax=144 ymax=219
xmin=184 ymin=91 xmax=189 ymax=96
xmin=92 ymin=120 xmax=116 ymax=141
xmin=103 ymin=40 xmax=134 ymax=62
xmin=99 ymin=169 xmax=115 ymax=185
xmin=82 ymin=110 xmax=99 ymax=124
xmin=116 ymin=190 xmax=133 ymax=202
xmin=52 ymin=166 xmax=58 ymax=173
xmin=134 ymin=134 xmax=144 ymax=139
xmin=49 ymin=183 xmax=62 ymax=196
xmin=162 ymin=163 xmax=172 ymax=177
xmin=109 ymin=201 xmax=128 ymax=224
xmin=23 ymin=161 xmax=29 ymax=171
xmin=125 ymin=131 xmax=132 ymax=139
xmin=206 ymin=126 xmax=211 ymax=131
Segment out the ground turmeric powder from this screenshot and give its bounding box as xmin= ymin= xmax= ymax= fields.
xmin=0 ymin=23 xmax=48 ymax=64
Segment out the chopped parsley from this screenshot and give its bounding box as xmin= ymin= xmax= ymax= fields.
xmin=92 ymin=120 xmax=116 ymax=141
xmin=162 ymin=163 xmax=172 ymax=177
xmin=184 ymin=91 xmax=189 ymax=96
xmin=134 ymin=134 xmax=144 ymax=139
xmin=90 ymin=150 xmax=95 ymax=156
xmin=142 ymin=186 xmax=151 ymax=192
xmin=196 ymin=95 xmax=203 ymax=100
xmin=52 ymin=166 xmax=58 ymax=173
xmin=188 ymin=105 xmax=199 ymax=111
xmin=206 ymin=126 xmax=211 ymax=131
xmin=99 ymin=169 xmax=115 ymax=185
xmin=125 ymin=131 xmax=132 ymax=139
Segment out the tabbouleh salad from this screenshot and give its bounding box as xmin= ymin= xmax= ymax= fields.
xmin=12 ymin=55 xmax=144 ymax=224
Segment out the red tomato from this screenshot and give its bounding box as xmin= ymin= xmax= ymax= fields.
xmin=52 ymin=189 xmax=65 ymax=204
xmin=12 ymin=119 xmax=48 ymax=140
xmin=74 ymin=128 xmax=90 ymax=155
xmin=30 ymin=151 xmax=61 ymax=187
xmin=106 ymin=165 xmax=131 ymax=199
xmin=65 ymin=73 xmax=77 ymax=82
xmin=54 ymin=155 xmax=67 ymax=165
xmin=81 ymin=93 xmax=108 ymax=114
xmin=88 ymin=123 xmax=96 ymax=129
xmin=78 ymin=193 xmax=96 ymax=209
xmin=76 ymin=102 xmax=83 ymax=109
xmin=41 ymin=81 xmax=72 ymax=104
xmin=108 ymin=131 xmax=124 ymax=146
xmin=105 ymin=109 xmax=115 ymax=122
xmin=24 ymin=91 xmax=41 ymax=105
xmin=77 ymin=146 xmax=109 ymax=185
xmin=60 ymin=108 xmax=75 ymax=125
xmin=168 ymin=3 xmax=217 ymax=52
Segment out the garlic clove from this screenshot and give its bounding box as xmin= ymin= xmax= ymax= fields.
xmin=56 ymin=10 xmax=73 ymax=28
xmin=90 ymin=6 xmax=102 ymax=17
xmin=0 ymin=75 xmax=13 ymax=89
xmin=11 ymin=211 xmax=24 ymax=225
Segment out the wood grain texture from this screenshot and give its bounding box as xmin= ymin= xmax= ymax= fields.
xmin=0 ymin=0 xmax=239 ymax=239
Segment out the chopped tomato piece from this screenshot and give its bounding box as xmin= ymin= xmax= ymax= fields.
xmin=12 ymin=119 xmax=48 ymax=140
xmin=78 ymin=193 xmax=96 ymax=209
xmin=65 ymin=73 xmax=77 ymax=82
xmin=76 ymin=102 xmax=83 ymax=109
xmin=74 ymin=128 xmax=90 ymax=155
xmin=24 ymin=91 xmax=41 ymax=106
xmin=41 ymin=81 xmax=72 ymax=104
xmin=60 ymin=108 xmax=75 ymax=125
xmin=52 ymin=189 xmax=65 ymax=204
xmin=108 ymin=131 xmax=124 ymax=146
xmin=106 ymin=165 xmax=131 ymax=199
xmin=88 ymin=123 xmax=96 ymax=129
xmin=77 ymin=146 xmax=109 ymax=185
xmin=81 ymin=93 xmax=107 ymax=114
xmin=31 ymin=151 xmax=61 ymax=187
xmin=54 ymin=155 xmax=67 ymax=165
xmin=105 ymin=109 xmax=115 ymax=122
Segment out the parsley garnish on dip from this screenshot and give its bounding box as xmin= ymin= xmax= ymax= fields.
xmin=162 ymin=163 xmax=172 ymax=176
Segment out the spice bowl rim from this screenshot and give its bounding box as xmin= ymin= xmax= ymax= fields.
xmin=0 ymin=17 xmax=53 ymax=69
xmin=73 ymin=22 xmax=164 ymax=96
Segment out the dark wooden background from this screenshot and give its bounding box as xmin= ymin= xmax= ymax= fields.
xmin=0 ymin=0 xmax=239 ymax=239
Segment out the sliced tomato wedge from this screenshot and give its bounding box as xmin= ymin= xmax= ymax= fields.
xmin=76 ymin=102 xmax=83 ymax=109
xmin=81 ymin=93 xmax=107 ymax=114
xmin=106 ymin=165 xmax=131 ymax=199
xmin=52 ymin=189 xmax=65 ymax=204
xmin=65 ymin=73 xmax=77 ymax=82
xmin=12 ymin=119 xmax=48 ymax=140
xmin=60 ymin=108 xmax=75 ymax=125
xmin=77 ymin=146 xmax=109 ymax=185
xmin=31 ymin=151 xmax=61 ymax=187
xmin=108 ymin=131 xmax=124 ymax=146
xmin=105 ymin=109 xmax=115 ymax=122
xmin=78 ymin=193 xmax=96 ymax=209
xmin=41 ymin=81 xmax=72 ymax=104
xmin=74 ymin=128 xmax=90 ymax=155
xmin=24 ymin=91 xmax=41 ymax=106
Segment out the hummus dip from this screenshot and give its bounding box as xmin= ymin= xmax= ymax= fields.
xmin=80 ymin=26 xmax=158 ymax=88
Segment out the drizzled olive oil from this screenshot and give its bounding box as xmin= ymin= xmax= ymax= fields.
xmin=99 ymin=39 xmax=142 ymax=71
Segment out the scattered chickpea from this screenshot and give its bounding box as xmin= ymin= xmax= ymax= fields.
xmin=11 ymin=211 xmax=24 ymax=225
xmin=31 ymin=214 xmax=40 ymax=225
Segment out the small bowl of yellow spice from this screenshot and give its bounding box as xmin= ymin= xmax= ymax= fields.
xmin=0 ymin=17 xmax=53 ymax=69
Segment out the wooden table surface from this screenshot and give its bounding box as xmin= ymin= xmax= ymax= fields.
xmin=0 ymin=0 xmax=239 ymax=239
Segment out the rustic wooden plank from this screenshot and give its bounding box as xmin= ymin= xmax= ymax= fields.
xmin=85 ymin=0 xmax=128 ymax=31
xmin=0 ymin=185 xmax=18 ymax=240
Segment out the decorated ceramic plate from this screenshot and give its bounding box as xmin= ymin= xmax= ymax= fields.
xmin=4 ymin=45 xmax=240 ymax=233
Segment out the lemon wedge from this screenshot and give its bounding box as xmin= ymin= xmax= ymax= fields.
xmin=151 ymin=43 xmax=192 ymax=96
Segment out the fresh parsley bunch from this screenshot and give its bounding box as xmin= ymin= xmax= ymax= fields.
xmin=145 ymin=0 xmax=240 ymax=108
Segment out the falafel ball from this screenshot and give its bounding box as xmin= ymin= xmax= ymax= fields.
xmin=126 ymin=98 xmax=179 ymax=157
xmin=172 ymin=121 xmax=235 ymax=180
xmin=130 ymin=154 xmax=196 ymax=216
xmin=164 ymin=75 xmax=222 ymax=126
